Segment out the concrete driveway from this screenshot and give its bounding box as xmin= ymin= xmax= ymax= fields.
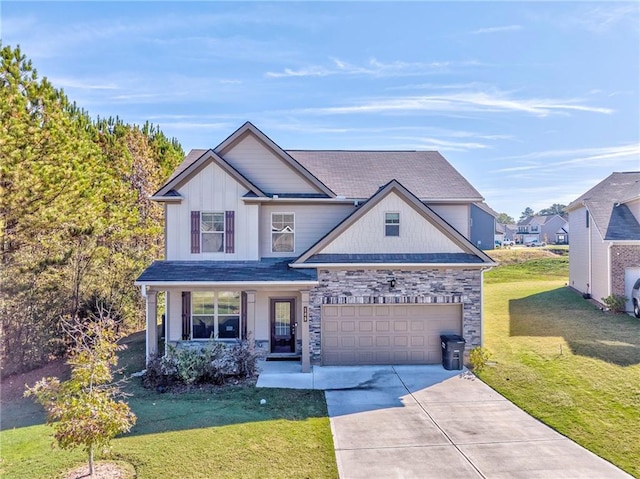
xmin=257 ymin=362 xmax=632 ymax=479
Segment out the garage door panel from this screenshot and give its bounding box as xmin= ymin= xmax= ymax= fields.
xmin=376 ymin=321 xmax=390 ymax=332
xmin=394 ymin=336 xmax=408 ymax=347
xmin=394 ymin=321 xmax=408 ymax=332
xmin=322 ymin=304 xmax=462 ymax=366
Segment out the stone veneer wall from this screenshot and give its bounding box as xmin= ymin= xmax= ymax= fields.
xmin=610 ymin=244 xmax=640 ymax=297
xmin=308 ymin=268 xmax=483 ymax=363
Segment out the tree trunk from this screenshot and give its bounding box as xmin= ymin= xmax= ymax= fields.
xmin=89 ymin=444 xmax=94 ymax=476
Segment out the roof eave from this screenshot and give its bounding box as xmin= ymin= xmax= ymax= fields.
xmin=135 ymin=280 xmax=319 ymax=288
xmin=289 ymin=262 xmax=497 ymax=269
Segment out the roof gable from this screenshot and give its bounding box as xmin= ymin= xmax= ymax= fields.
xmin=567 ymin=172 xmax=640 ymax=241
xmin=294 ymin=179 xmax=493 ymax=265
xmin=215 ymin=122 xmax=334 ymax=196
xmin=153 ymin=149 xmax=264 ymax=199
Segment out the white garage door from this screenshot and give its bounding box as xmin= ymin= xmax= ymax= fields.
xmin=321 ymin=304 xmax=462 ymax=366
xmin=624 ymin=267 xmax=640 ymax=314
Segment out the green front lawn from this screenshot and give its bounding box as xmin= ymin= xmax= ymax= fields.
xmin=1 ymin=336 xmax=337 ymax=479
xmin=481 ymin=255 xmax=640 ymax=478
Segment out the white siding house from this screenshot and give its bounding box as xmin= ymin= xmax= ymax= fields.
xmin=136 ymin=122 xmax=496 ymax=370
xmin=567 ymin=172 xmax=640 ymax=313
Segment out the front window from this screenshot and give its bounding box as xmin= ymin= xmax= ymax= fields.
xmin=385 ymin=212 xmax=400 ymax=236
xmin=272 ymin=213 xmax=295 ymax=252
xmin=217 ymin=292 xmax=241 ymax=339
xmin=192 ymin=291 xmax=240 ymax=340
xmin=202 ymin=212 xmax=224 ymax=253
xmin=192 ymin=292 xmax=215 ymax=339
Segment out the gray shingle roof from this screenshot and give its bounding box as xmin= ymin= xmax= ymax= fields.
xmin=304 ymin=253 xmax=485 ymax=264
xmin=166 ymin=149 xmax=207 ymax=184
xmin=568 ymin=172 xmax=640 ymax=241
xmin=286 ymin=150 xmax=482 ymax=200
xmin=136 ymin=258 xmax=317 ymax=283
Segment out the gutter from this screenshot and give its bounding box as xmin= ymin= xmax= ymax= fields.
xmin=289 ymin=262 xmax=499 ymax=269
xmin=134 ymin=280 xmax=319 ymax=288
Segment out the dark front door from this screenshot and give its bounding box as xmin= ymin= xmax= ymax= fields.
xmin=270 ymin=299 xmax=295 ymax=353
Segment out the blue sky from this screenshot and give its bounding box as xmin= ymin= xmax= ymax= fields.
xmin=2 ymin=1 xmax=639 ymax=220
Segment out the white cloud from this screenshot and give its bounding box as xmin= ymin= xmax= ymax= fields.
xmin=572 ymin=4 xmax=639 ymax=34
xmin=49 ymin=77 xmax=119 ymax=91
xmin=469 ymin=25 xmax=523 ymax=35
xmin=266 ymin=58 xmax=481 ymax=79
xmin=493 ymin=143 xmax=640 ymax=174
xmin=306 ymin=89 xmax=613 ymax=117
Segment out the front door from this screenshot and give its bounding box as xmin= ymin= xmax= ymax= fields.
xmin=270 ymin=299 xmax=295 ymax=353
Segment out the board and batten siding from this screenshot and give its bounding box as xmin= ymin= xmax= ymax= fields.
xmin=222 ymin=134 xmax=320 ymax=194
xmin=569 ymin=206 xmax=590 ymax=294
xmin=428 ymin=204 xmax=470 ymax=238
xmin=260 ymin=203 xmax=355 ymax=257
xmin=166 ymin=161 xmax=260 ymax=260
xmin=320 ymin=192 xmax=464 ymax=255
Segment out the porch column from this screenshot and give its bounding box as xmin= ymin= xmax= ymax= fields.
xmin=245 ymin=290 xmax=256 ymax=347
xmin=145 ymin=289 xmax=158 ymax=362
xmin=300 ymin=291 xmax=310 ymax=373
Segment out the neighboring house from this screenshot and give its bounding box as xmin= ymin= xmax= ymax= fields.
xmin=516 ymin=215 xmax=568 ymax=244
xmin=471 ymin=202 xmax=499 ymax=250
xmin=566 ymin=172 xmax=640 ymax=312
xmin=136 ymin=122 xmax=496 ymax=371
xmin=555 ymin=223 xmax=569 ymax=245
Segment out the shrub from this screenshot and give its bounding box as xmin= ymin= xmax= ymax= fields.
xmin=469 ymin=347 xmax=492 ymax=373
xmin=142 ymin=339 xmax=258 ymax=390
xmin=601 ymin=294 xmax=627 ymax=313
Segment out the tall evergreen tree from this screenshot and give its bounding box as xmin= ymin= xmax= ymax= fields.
xmin=0 ymin=44 xmax=183 ymax=376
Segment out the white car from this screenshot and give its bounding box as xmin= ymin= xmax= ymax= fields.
xmin=526 ymin=239 xmax=546 ymax=247
xmin=502 ymin=239 xmax=515 ymax=247
xmin=632 ymin=277 xmax=640 ymax=318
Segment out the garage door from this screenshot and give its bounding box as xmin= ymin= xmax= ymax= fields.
xmin=321 ymin=304 xmax=462 ymax=365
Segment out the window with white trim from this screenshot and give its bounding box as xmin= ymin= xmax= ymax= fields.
xmin=271 ymin=213 xmax=295 ymax=252
xmin=385 ymin=212 xmax=400 ymax=236
xmin=191 ymin=291 xmax=240 ymax=340
xmin=201 ymin=212 xmax=224 ymax=253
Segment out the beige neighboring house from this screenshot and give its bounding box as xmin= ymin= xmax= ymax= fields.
xmin=136 ymin=122 xmax=496 ymax=371
xmin=566 ymin=172 xmax=640 ymax=312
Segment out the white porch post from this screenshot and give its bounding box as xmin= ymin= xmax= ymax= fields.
xmin=300 ymin=291 xmax=311 ymax=373
xmin=145 ymin=290 xmax=158 ymax=362
xmin=246 ymin=290 xmax=256 ymax=346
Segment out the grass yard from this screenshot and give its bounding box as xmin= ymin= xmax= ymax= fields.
xmin=0 ymin=333 xmax=337 ymax=479
xmin=482 ymin=249 xmax=640 ymax=478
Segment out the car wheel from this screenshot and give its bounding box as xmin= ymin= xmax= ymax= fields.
xmin=634 ymin=300 xmax=640 ymax=319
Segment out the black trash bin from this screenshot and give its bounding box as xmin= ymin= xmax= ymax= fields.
xmin=440 ymin=334 xmax=466 ymax=370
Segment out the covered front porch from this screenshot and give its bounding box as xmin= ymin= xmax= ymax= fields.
xmin=136 ymin=258 xmax=318 ymax=372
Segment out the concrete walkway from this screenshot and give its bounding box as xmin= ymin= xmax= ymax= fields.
xmin=257 ymin=362 xmax=632 ymax=479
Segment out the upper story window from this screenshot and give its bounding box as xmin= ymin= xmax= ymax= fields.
xmin=190 ymin=210 xmax=235 ymax=254
xmin=385 ymin=212 xmax=400 ymax=236
xmin=202 ymin=212 xmax=225 ymax=252
xmin=272 ymin=213 xmax=295 ymax=252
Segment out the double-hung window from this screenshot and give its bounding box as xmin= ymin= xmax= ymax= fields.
xmin=271 ymin=213 xmax=295 ymax=253
xmin=385 ymin=212 xmax=400 ymax=236
xmin=201 ymin=212 xmax=225 ymax=253
xmin=191 ymin=291 xmax=240 ymax=340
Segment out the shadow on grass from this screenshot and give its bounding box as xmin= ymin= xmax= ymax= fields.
xmin=2 ymin=330 xmax=329 ymax=436
xmin=509 ymin=287 xmax=640 ymax=366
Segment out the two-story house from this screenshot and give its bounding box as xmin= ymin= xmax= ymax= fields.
xmin=516 ymin=214 xmax=568 ymax=245
xmin=567 ymin=172 xmax=640 ymax=312
xmin=136 ymin=122 xmax=495 ymax=372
